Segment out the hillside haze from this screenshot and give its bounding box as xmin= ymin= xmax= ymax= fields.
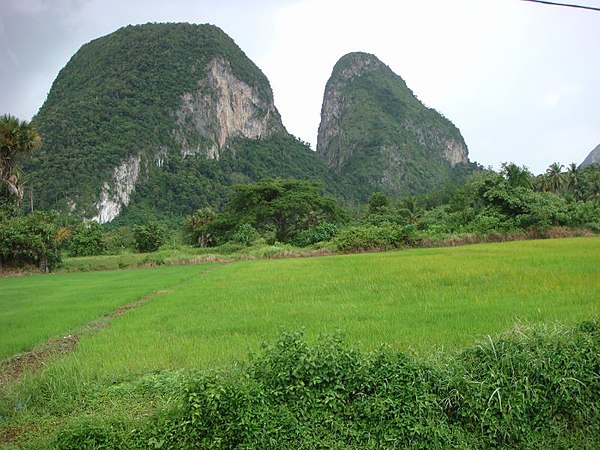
xmin=581 ymin=143 xmax=600 ymax=168
xmin=27 ymin=23 xmax=333 ymax=223
xmin=317 ymin=52 xmax=475 ymax=201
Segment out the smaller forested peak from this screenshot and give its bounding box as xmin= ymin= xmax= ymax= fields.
xmin=329 ymin=52 xmax=392 ymax=84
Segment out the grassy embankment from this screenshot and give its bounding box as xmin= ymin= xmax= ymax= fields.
xmin=0 ymin=237 xmax=598 ymax=447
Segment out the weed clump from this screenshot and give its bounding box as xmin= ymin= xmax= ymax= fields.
xmin=52 ymin=319 xmax=600 ymax=449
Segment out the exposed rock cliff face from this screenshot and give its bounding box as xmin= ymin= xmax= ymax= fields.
xmin=317 ymin=52 xmax=471 ymax=200
xmin=581 ymin=143 xmax=600 ymax=167
xmin=174 ymin=57 xmax=284 ymax=160
xmin=92 ymin=154 xmax=141 ymax=223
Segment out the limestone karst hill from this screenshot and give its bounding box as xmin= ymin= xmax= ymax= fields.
xmin=26 ymin=23 xmax=333 ymax=223
xmin=25 ymin=26 xmax=477 ymax=223
xmin=317 ymin=52 xmax=476 ymax=201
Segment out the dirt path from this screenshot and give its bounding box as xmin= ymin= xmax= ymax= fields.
xmin=0 ymin=288 xmax=172 ymax=387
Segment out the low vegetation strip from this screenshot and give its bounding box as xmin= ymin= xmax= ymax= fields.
xmin=52 ymin=320 xmax=600 ymax=449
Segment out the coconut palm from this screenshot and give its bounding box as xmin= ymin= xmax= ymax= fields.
xmin=543 ymin=162 xmax=565 ymax=193
xmin=398 ymin=196 xmax=421 ymax=224
xmin=565 ymin=162 xmax=580 ymax=193
xmin=0 ymin=114 xmax=42 ymax=214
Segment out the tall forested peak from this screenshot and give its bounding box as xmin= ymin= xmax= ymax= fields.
xmin=317 ymin=51 xmax=473 ymax=201
xmin=26 ymin=22 xmax=314 ymax=223
xmin=580 ymin=143 xmax=600 ymax=167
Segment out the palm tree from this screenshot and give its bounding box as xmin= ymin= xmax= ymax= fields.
xmin=398 ymin=196 xmax=421 ymax=224
xmin=565 ymin=162 xmax=580 ymax=194
xmin=0 ymin=114 xmax=41 ymax=214
xmin=543 ymin=162 xmax=565 ymax=193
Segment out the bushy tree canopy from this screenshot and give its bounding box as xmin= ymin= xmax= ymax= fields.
xmin=225 ymin=179 xmax=343 ymax=242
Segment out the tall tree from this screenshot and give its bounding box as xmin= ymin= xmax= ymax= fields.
xmin=227 ymin=179 xmax=342 ymax=242
xmin=543 ymin=162 xmax=565 ymax=193
xmin=500 ymin=162 xmax=532 ymax=189
xmin=0 ymin=115 xmax=42 ymax=214
xmin=565 ymin=162 xmax=580 ymax=194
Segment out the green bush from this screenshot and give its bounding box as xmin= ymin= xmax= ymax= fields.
xmin=333 ymin=223 xmax=414 ymax=252
xmin=0 ymin=211 xmax=61 ymax=271
xmin=230 ymin=223 xmax=261 ymax=246
xmin=68 ymin=221 xmax=106 ymax=257
xmin=133 ymin=222 xmax=165 ymax=253
xmin=293 ymin=221 xmax=338 ymax=247
xmin=104 ymin=226 xmax=135 ymax=253
xmin=52 ymin=320 xmax=600 ymax=448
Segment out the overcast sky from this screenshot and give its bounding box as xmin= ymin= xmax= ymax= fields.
xmin=1 ymin=0 xmax=599 ymax=174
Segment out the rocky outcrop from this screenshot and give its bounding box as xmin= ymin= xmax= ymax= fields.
xmin=173 ymin=57 xmax=283 ymax=159
xmin=317 ymin=52 xmax=471 ymax=199
xmin=581 ymin=143 xmax=600 ymax=167
xmin=92 ymin=154 xmax=141 ymax=223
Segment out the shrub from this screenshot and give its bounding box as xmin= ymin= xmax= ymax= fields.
xmin=333 ymin=223 xmax=414 ymax=252
xmin=68 ymin=221 xmax=106 ymax=257
xmin=52 ymin=320 xmax=600 ymax=449
xmin=0 ymin=211 xmax=61 ymax=271
xmin=133 ymin=222 xmax=165 ymax=253
xmin=104 ymin=226 xmax=135 ymax=253
xmin=293 ymin=221 xmax=338 ymax=247
xmin=230 ymin=223 xmax=261 ymax=246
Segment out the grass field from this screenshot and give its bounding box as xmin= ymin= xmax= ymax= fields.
xmin=0 ymin=237 xmax=599 ymax=447
xmin=2 ymin=237 xmax=598 ymax=371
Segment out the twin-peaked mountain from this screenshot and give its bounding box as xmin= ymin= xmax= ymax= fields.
xmin=26 ymin=23 xmax=474 ymax=224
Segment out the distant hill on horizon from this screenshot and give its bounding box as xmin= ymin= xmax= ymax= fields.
xmin=581 ymin=143 xmax=600 ymax=168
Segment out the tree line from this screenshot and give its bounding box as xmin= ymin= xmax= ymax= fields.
xmin=1 ymin=114 xmax=599 ymax=271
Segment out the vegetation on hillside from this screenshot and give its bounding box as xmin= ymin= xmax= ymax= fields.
xmin=24 ymin=23 xmax=335 ymax=221
xmin=318 ymin=52 xmax=480 ymax=201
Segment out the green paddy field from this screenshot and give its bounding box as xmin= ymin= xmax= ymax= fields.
xmin=0 ymin=237 xmax=598 ymax=448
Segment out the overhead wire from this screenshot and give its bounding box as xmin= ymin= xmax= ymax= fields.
xmin=521 ymin=0 xmax=600 ymax=12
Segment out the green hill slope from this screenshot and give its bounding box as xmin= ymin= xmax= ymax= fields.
xmin=26 ymin=23 xmax=334 ymax=224
xmin=317 ymin=52 xmax=478 ymax=201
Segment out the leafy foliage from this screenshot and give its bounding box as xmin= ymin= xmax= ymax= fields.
xmin=0 ymin=114 xmax=41 ymax=215
xmin=0 ymin=211 xmax=61 ymax=270
xmin=333 ymin=223 xmax=415 ymax=252
xmin=222 ymin=179 xmax=343 ymax=243
xmin=52 ymin=320 xmax=600 ymax=448
xmin=133 ymin=222 xmax=165 ymax=253
xmin=68 ymin=221 xmax=106 ymax=257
